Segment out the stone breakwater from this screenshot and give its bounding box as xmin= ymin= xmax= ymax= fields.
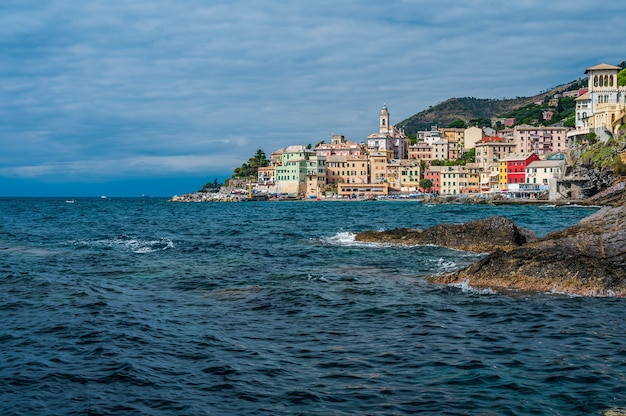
xmin=356 ymin=186 xmax=626 ymax=297
xmin=169 ymin=192 xmax=248 ymax=202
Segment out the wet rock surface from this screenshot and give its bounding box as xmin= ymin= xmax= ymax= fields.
xmin=357 ymin=185 xmax=626 ymax=297
xmin=355 ymin=216 xmax=537 ymax=253
xmin=432 ymin=198 xmax=626 ymax=297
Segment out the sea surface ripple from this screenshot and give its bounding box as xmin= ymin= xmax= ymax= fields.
xmin=1 ymin=198 xmax=624 ymax=415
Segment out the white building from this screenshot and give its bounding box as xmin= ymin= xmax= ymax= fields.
xmin=367 ymin=104 xmax=410 ymax=159
xmin=570 ymin=63 xmax=626 ymax=142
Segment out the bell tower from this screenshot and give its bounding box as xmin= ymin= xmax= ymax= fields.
xmin=379 ymin=103 xmax=390 ymax=134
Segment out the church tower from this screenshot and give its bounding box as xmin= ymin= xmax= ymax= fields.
xmin=379 ymin=103 xmax=390 ymax=134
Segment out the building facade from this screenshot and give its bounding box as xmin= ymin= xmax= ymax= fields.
xmin=513 ymin=125 xmax=568 ymax=155
xmin=367 ymin=104 xmax=411 ymax=159
xmin=475 ymin=136 xmax=517 ymax=172
xmin=275 ymin=145 xmax=316 ymax=195
xmin=571 ymin=63 xmax=626 ymax=142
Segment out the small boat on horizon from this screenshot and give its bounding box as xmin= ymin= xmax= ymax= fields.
xmin=65 ymin=199 xmax=76 ymax=204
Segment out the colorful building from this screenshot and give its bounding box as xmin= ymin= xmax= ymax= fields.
xmin=423 ymin=165 xmax=441 ymax=194
xmin=570 ymin=63 xmax=626 ymax=142
xmin=513 ymin=125 xmax=567 ymax=155
xmin=475 ymin=136 xmax=517 ymax=172
xmin=499 ymin=153 xmax=541 ymax=188
xmin=275 ymin=145 xmax=316 ymax=195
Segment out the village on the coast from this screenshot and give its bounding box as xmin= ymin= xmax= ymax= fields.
xmin=171 ymin=63 xmax=626 ymax=203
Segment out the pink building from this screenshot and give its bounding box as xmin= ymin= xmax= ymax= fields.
xmin=423 ymin=166 xmax=441 ymax=194
xmin=513 ymin=125 xmax=568 ymax=155
xmin=408 ymin=141 xmax=432 ymax=164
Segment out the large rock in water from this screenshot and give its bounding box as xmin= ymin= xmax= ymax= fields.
xmin=432 ymin=203 xmax=626 ymax=297
xmin=355 ymin=216 xmax=536 ymax=253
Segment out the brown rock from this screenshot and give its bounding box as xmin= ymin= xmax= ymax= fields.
xmin=432 ymin=203 xmax=626 ymax=297
xmin=355 ymin=216 xmax=536 ymax=253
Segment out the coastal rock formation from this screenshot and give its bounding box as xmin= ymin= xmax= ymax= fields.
xmin=432 ymin=201 xmax=626 ymax=297
xmin=355 ymin=216 xmax=536 ymax=253
xmin=356 ymin=186 xmax=626 ymax=297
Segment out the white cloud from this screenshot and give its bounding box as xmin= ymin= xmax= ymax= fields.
xmin=1 ymin=0 xmax=625 ymax=187
xmin=0 ymin=154 xmax=237 ymax=179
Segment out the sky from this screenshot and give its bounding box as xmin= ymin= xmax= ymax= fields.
xmin=1 ymin=0 xmax=624 ymax=197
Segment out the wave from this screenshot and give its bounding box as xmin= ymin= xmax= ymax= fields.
xmin=71 ymin=236 xmax=174 ymax=254
xmin=449 ymin=278 xmax=497 ymax=295
xmin=321 ymin=231 xmax=357 ymax=245
xmin=319 ymin=232 xmax=406 ymax=249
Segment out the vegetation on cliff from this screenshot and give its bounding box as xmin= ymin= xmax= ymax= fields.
xmin=579 ymin=135 xmax=626 ymax=176
xmin=232 ymin=149 xmax=270 ymax=179
xmin=396 ymin=80 xmax=583 ymax=135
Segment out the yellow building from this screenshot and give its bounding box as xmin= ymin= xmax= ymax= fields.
xmin=398 ymin=160 xmax=422 ymax=192
xmin=465 ymin=163 xmax=481 ymax=193
xmin=305 ymin=154 xmax=327 ymax=198
xmin=440 ymin=165 xmax=469 ymax=195
xmin=475 ymin=136 xmax=517 ymax=172
xmin=499 ymin=160 xmax=508 ymax=189
xmin=369 ymin=152 xmax=389 ymax=185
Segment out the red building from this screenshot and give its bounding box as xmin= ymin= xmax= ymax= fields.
xmin=502 ymin=153 xmax=540 ymax=185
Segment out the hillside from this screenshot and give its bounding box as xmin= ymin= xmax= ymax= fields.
xmin=396 ymin=80 xmax=581 ymax=135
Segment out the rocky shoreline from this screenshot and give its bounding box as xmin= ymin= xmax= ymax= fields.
xmin=356 ymin=182 xmax=626 ymax=297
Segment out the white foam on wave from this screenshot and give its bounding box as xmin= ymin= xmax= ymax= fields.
xmin=450 ymin=279 xmax=497 ymax=295
xmin=320 ymin=231 xmax=397 ymax=248
xmin=434 ymin=257 xmax=458 ymax=272
xmin=323 ymin=231 xmax=356 ymax=245
xmin=72 ymin=236 xmax=175 ymax=254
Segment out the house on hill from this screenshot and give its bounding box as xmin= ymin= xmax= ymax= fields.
xmin=569 ymin=63 xmax=626 ymax=142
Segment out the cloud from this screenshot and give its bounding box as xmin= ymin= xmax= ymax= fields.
xmin=0 ymin=154 xmax=237 ymax=179
xmin=1 ymin=0 xmax=625 ymax=188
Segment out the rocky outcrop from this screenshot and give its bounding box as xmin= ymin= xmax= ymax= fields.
xmin=584 ymin=181 xmax=626 ymax=206
xmin=356 ymin=187 xmax=626 ymax=296
xmin=431 ymin=202 xmax=626 ymax=297
xmin=355 ymin=216 xmax=536 ymax=253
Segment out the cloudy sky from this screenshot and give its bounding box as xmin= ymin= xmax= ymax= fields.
xmin=1 ymin=0 xmax=624 ymax=196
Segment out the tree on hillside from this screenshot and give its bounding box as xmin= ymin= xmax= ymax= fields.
xmin=469 ymin=118 xmax=491 ymax=128
xmin=448 ymin=119 xmax=467 ymax=129
xmin=233 ymin=149 xmax=270 ymax=178
xmin=618 ymin=68 xmax=626 ymax=87
xmin=200 ymin=178 xmax=223 ymax=192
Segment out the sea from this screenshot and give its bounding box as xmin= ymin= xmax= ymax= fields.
xmin=1 ymin=197 xmax=624 ymax=416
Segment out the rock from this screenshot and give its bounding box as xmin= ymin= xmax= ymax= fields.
xmin=431 ymin=202 xmax=626 ymax=297
xmin=584 ymin=181 xmax=626 ymax=206
xmin=356 ymin=186 xmax=626 ymax=296
xmin=355 ymin=216 xmax=536 ymax=253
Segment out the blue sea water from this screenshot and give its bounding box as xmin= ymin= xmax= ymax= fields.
xmin=1 ymin=197 xmax=624 ymax=415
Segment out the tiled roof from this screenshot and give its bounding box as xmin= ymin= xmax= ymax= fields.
xmin=585 ymin=63 xmax=622 ymax=73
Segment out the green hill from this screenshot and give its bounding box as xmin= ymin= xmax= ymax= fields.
xmin=396 ymin=80 xmax=583 ymax=135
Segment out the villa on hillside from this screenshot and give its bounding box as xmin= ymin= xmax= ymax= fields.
xmin=569 ymin=63 xmax=626 ymax=143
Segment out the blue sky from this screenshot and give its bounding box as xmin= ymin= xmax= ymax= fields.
xmin=1 ymin=0 xmax=624 ymax=197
